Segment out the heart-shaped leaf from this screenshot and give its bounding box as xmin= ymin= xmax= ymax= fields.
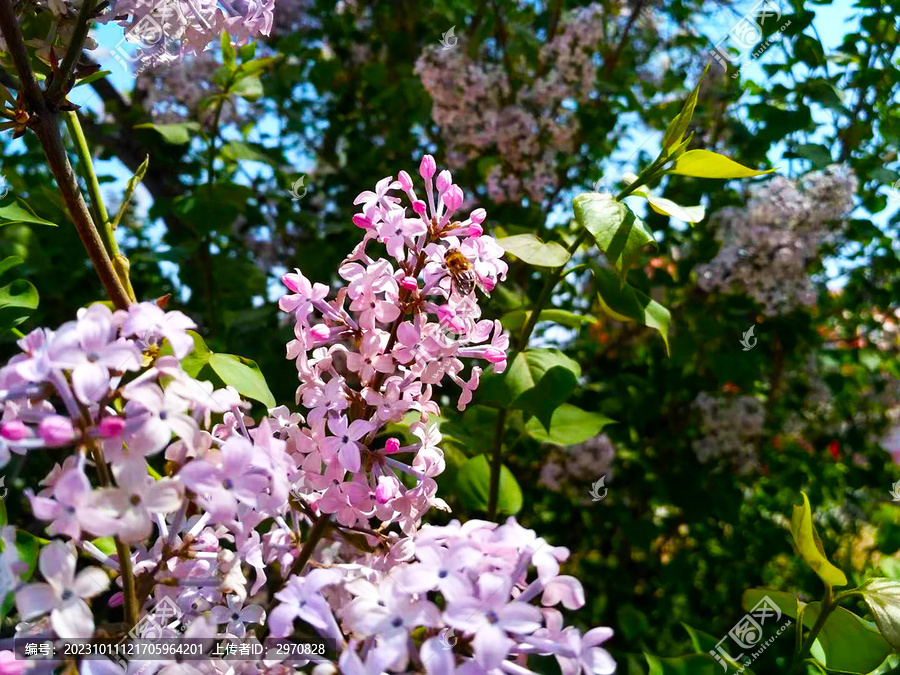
xmin=209 ymin=353 xmax=276 ymax=408
xmin=574 ymin=193 xmax=656 ymax=280
xmin=861 ymin=578 xmax=900 ymax=650
xmin=525 ymin=403 xmax=614 ymax=445
xmin=457 ymin=454 xmax=522 ymax=515
xmin=498 ymin=233 xmax=571 ymax=267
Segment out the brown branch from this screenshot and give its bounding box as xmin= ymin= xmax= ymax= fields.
xmin=33 ymin=115 xmax=132 ymax=308
xmin=0 ymin=0 xmax=43 ymax=108
xmin=0 ymin=0 xmax=131 ymax=309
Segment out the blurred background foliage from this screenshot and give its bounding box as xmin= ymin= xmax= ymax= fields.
xmin=2 ymin=0 xmax=900 ymax=670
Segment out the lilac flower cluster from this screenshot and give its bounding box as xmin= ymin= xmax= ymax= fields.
xmin=540 ymin=434 xmax=616 ymax=500
xmin=692 ymin=393 xmax=765 ymax=472
xmin=0 ymin=157 xmax=615 ymax=673
xmin=415 ymin=4 xmax=605 ymax=204
xmin=102 ymin=0 xmax=274 ymax=69
xmin=697 ymin=165 xmax=858 ymax=315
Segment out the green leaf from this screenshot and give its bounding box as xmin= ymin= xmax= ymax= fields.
xmin=133 ymin=122 xmax=201 ymax=145
xmin=0 ymin=498 xmax=5 ymax=527
xmin=456 ymin=454 xmax=522 ymax=515
xmin=741 ymin=589 xmax=890 ymax=673
xmin=505 ymin=349 xmax=581 ymax=429
xmin=500 ymin=308 xmax=597 ymax=331
xmin=91 ymin=537 xmax=117 ymax=556
xmin=160 ymin=330 xmax=211 ymax=378
xmin=741 ymin=589 xmax=802 ymax=618
xmin=221 ymin=30 xmax=236 ymax=70
xmin=573 ymin=193 xmax=656 ymax=280
xmin=221 ymin=141 xmax=278 ymax=165
xmin=594 ymin=266 xmax=670 ymax=355
xmin=791 ymin=143 xmax=833 ymax=168
xmin=861 ymin=579 xmax=900 ymax=650
xmin=802 ymin=603 xmax=891 ymax=673
xmin=667 ymin=149 xmax=776 ymax=179
xmin=0 ymin=256 xmax=23 ymax=278
xmin=230 ymin=75 xmax=263 ymax=100
xmin=682 ymin=624 xmax=751 ymax=674
xmin=790 ymin=491 xmax=848 ymax=588
xmin=111 ymin=155 xmax=149 ymax=230
xmin=73 ymin=70 xmax=111 ymax=88
xmin=209 ymin=353 xmax=276 ymax=408
xmin=235 ymin=57 xmax=279 ymax=77
xmin=0 ymin=278 xmax=39 ymax=330
xmin=497 ymin=233 xmax=570 ymax=267
xmin=661 ymin=63 xmax=709 ymax=154
xmin=0 ymin=201 xmax=57 ymax=227
xmin=238 ymin=43 xmax=257 ymax=62
xmin=525 ymin=403 xmax=614 ymax=445
xmin=645 ymin=195 xmax=705 ymax=224
xmin=1 ymin=530 xmax=39 ymax=623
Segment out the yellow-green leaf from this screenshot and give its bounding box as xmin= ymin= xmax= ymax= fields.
xmin=498 ymin=234 xmax=570 ymax=267
xmin=790 ymin=492 xmax=848 ymax=588
xmin=661 ymin=63 xmax=709 ymax=153
xmin=646 ymin=196 xmax=705 ymax=223
xmin=667 ymin=150 xmax=776 ymax=179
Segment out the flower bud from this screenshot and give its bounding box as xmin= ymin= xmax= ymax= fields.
xmin=384 ymin=437 xmax=401 ymax=454
xmin=96 ymin=416 xmax=126 ymax=438
xmin=443 ymin=185 xmax=464 ymax=212
xmin=398 ymin=170 xmax=413 ymax=192
xmin=470 ymin=208 xmax=486 ymax=224
xmin=352 ymin=214 xmax=373 ymax=230
xmin=0 ymin=421 xmax=28 ymax=441
xmin=39 ymin=415 xmax=77 ymax=446
xmin=412 ymin=200 xmax=427 ymax=215
xmin=281 ymin=270 xmax=307 ymax=293
xmin=400 ymin=276 xmax=419 ymax=291
xmin=435 ymin=170 xmax=452 ymax=193
xmin=419 ymin=155 xmax=436 ymax=179
xmin=375 ymin=476 xmax=400 ymax=504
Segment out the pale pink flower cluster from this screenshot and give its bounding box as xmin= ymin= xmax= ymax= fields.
xmin=1 ymin=157 xmax=615 ymax=673
xmin=692 ymin=393 xmax=765 ymax=472
xmin=540 ymin=435 xmax=616 ymax=499
xmin=415 ymin=4 xmax=605 ymax=203
xmin=102 ymin=0 xmax=274 ymax=70
xmin=698 ymin=165 xmax=858 ymax=315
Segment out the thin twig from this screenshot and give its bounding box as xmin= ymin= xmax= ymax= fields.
xmin=0 ymin=0 xmax=132 ymax=308
xmin=64 ymin=111 xmax=136 ymax=301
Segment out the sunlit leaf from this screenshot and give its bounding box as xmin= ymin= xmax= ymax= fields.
xmin=790 ymin=491 xmax=848 ymax=588
xmin=498 ymin=233 xmax=571 ymax=267
xmin=667 ymin=150 xmax=776 ymax=179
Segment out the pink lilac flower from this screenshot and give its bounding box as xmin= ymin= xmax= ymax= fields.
xmin=91 ymin=461 xmax=182 ymax=543
xmin=444 ymin=574 xmax=542 ymax=670
xmin=16 ymin=541 xmax=109 ymax=638
xmin=26 ymin=466 xmax=120 ymax=541
xmin=210 ymin=595 xmax=265 ymax=637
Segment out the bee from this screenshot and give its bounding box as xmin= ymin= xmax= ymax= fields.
xmin=443 ymin=247 xmax=478 ymax=296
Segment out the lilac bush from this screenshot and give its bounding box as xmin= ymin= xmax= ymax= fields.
xmin=0 ymin=157 xmax=615 ymax=673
